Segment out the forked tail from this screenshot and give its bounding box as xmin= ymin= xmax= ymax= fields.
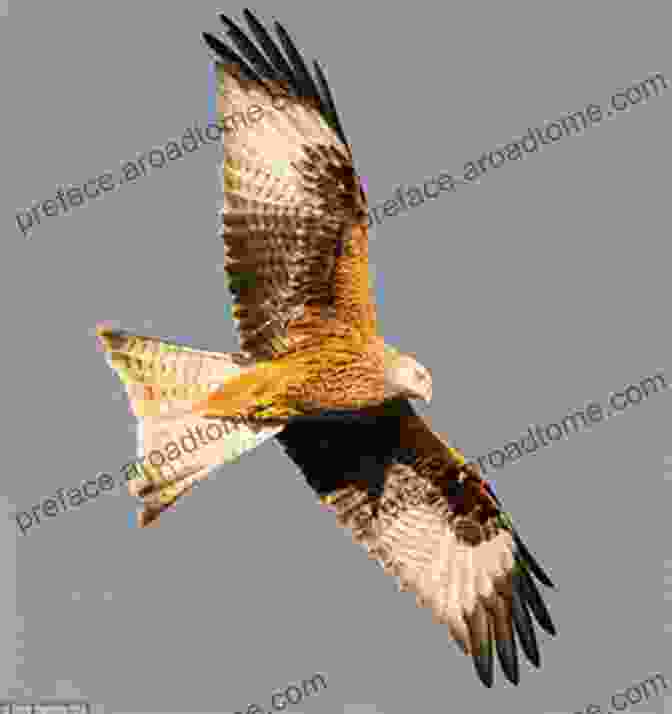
xmin=95 ymin=325 xmax=283 ymax=526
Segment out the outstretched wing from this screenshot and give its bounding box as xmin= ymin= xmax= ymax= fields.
xmin=95 ymin=326 xmax=283 ymax=526
xmin=274 ymin=399 xmax=557 ymax=688
xmin=203 ymin=10 xmax=376 ymax=360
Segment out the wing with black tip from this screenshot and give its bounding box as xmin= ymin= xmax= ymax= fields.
xmin=203 ymin=10 xmax=376 ymax=360
xmin=275 ymin=398 xmax=557 ymax=688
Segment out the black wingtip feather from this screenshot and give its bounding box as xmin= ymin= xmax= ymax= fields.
xmin=511 ymin=574 xmax=541 ymax=668
xmin=313 ymin=59 xmax=349 ymax=148
xmin=512 ymin=529 xmax=555 ymax=589
xmin=494 ymin=637 xmax=520 ymax=686
xmin=518 ymin=569 xmax=557 ymax=636
xmin=205 ymin=10 xmax=351 ymax=149
xmin=219 ymin=14 xmax=278 ymax=80
xmin=273 ymin=20 xmax=320 ymax=100
xmin=202 ymin=32 xmax=265 ymax=84
xmin=242 ymin=9 xmax=296 ymax=87
xmin=472 ymin=635 xmax=494 ymax=688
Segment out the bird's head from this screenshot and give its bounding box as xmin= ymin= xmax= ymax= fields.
xmin=383 ymin=345 xmax=433 ymax=404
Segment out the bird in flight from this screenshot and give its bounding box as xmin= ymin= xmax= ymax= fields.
xmin=95 ymin=8 xmax=557 ymax=688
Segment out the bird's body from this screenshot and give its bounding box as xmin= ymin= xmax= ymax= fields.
xmin=94 ymin=8 xmax=556 ymax=688
xmin=194 ymin=313 xmax=389 ymax=419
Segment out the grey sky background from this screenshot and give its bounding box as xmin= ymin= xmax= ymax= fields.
xmin=1 ymin=1 xmax=671 ymax=713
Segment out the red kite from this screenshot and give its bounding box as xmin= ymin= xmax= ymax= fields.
xmin=94 ymin=9 xmax=556 ymax=688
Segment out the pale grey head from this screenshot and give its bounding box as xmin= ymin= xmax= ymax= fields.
xmin=383 ymin=345 xmax=433 ymax=403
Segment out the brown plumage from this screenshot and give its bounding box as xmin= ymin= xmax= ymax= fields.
xmin=94 ymin=12 xmax=556 ymax=687
xmin=95 ymin=326 xmax=429 ymax=527
xmin=97 ymin=324 xmax=557 ymax=683
xmin=274 ymin=398 xmax=557 ymax=688
xmin=196 ymin=12 xmax=432 ymax=421
xmin=95 ymin=10 xmax=430 ymax=525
